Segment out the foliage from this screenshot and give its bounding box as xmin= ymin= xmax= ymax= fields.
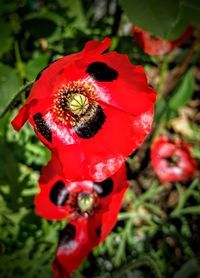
xmin=120 ymin=0 xmax=200 ymax=39
xmin=0 ymin=0 xmax=200 ymax=278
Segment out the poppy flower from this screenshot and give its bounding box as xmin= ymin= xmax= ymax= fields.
xmin=12 ymin=38 xmax=156 ymax=181
xmin=35 ymin=162 xmax=127 ymax=277
xmin=132 ymin=26 xmax=193 ymax=56
xmin=151 ymin=136 xmax=197 ymax=182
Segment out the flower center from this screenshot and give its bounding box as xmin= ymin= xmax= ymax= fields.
xmin=77 ymin=192 xmax=94 ymax=213
xmin=167 ymin=154 xmax=180 ymax=166
xmin=68 ymin=93 xmax=89 ymax=115
xmin=53 ymin=80 xmax=96 ymax=125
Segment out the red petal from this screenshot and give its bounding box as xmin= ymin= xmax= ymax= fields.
xmin=82 ymin=37 xmax=112 ymax=55
xmin=97 ymin=164 xmax=128 ymax=241
xmin=133 ymin=26 xmax=172 ymax=56
xmin=171 ymin=25 xmax=193 ymax=48
xmin=151 ymin=136 xmax=197 ymax=182
xmin=75 ymin=52 xmax=156 ymax=115
xmin=24 ymin=38 xmax=112 ymax=105
xmin=12 ymin=38 xmax=156 ymax=180
xmin=51 ymin=106 xmax=154 ymax=181
xmin=52 ymin=165 xmax=127 ymax=277
xmin=132 ymin=26 xmax=193 ymax=56
xmin=35 ymin=170 xmax=71 ymax=220
xmin=11 ymin=103 xmax=31 ymax=131
xmin=52 ymin=218 xmax=98 ymax=277
xmin=35 ymin=159 xmax=96 ymax=220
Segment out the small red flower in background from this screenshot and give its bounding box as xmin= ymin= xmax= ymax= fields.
xmin=132 ymin=26 xmax=193 ymax=56
xmin=12 ymin=38 xmax=156 ymax=181
xmin=35 ymin=163 xmax=127 ymax=277
xmin=151 ymin=136 xmax=197 ymax=182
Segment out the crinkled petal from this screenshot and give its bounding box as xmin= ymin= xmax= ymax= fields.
xmin=12 ymin=38 xmax=156 ymax=180
xmin=50 ymin=107 xmax=154 ymax=181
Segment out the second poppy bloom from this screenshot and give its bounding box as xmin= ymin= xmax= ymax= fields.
xmin=132 ymin=26 xmax=193 ymax=56
xmin=12 ymin=38 xmax=156 ymax=181
xmin=151 ymin=136 xmax=197 ymax=182
xmin=35 ymin=162 xmax=128 ymax=277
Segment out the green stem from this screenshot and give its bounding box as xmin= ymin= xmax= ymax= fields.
xmin=176 ymin=206 xmax=200 ymax=215
xmin=0 ymin=80 xmax=34 ymax=118
xmin=14 ymin=41 xmax=25 ymax=81
xmin=118 ymin=212 xmax=153 ymax=222
xmin=170 ymin=179 xmax=199 ymax=217
xmin=112 ymin=255 xmax=162 ymax=278
xmin=157 ymin=55 xmax=168 ymax=95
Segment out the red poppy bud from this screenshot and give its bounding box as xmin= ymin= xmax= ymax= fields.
xmin=132 ymin=26 xmax=193 ymax=56
xmin=12 ymin=38 xmax=156 ymax=181
xmin=35 ymin=162 xmax=128 ymax=276
xmin=151 ymin=136 xmax=197 ymax=182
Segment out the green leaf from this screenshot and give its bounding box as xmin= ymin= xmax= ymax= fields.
xmin=0 ymin=21 xmax=13 ymax=57
xmin=154 ymin=98 xmax=167 ymax=121
xmin=181 ymin=0 xmax=200 ymax=30
xmin=25 ymin=53 xmax=50 ymax=80
xmin=22 ymin=17 xmax=57 ymax=38
xmin=174 ymin=259 xmax=200 ymax=278
xmin=0 ymin=140 xmax=21 ymax=198
xmin=58 ymin=0 xmax=87 ymax=31
xmin=166 ymin=9 xmax=189 ymax=40
xmin=0 ymin=1 xmax=17 ymax=16
xmin=0 ymin=63 xmax=20 ymax=117
xmin=119 ymin=0 xmax=181 ymax=39
xmin=168 ymin=69 xmax=195 ymax=110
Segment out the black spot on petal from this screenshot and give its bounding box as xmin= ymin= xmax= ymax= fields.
xmin=74 ymin=105 xmax=106 ymax=139
xmin=33 ymin=112 xmax=52 ymax=143
xmin=50 ymin=181 xmax=69 ymax=206
xmin=93 ymin=178 xmax=113 ymax=197
xmin=96 ymin=226 xmax=101 ymax=237
xmin=86 ymin=61 xmax=118 ymax=82
xmin=59 ymin=224 xmax=76 ymax=247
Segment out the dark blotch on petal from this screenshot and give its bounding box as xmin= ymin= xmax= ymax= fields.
xmin=86 ymin=61 xmax=118 ymax=82
xmin=74 ymin=105 xmax=106 ymax=139
xmin=59 ymin=223 xmax=76 ymax=247
xmin=93 ymin=178 xmax=113 ymax=197
xmin=96 ymin=226 xmax=101 ymax=237
xmin=50 ymin=181 xmax=69 ymax=206
xmin=33 ymin=112 xmax=52 ymax=143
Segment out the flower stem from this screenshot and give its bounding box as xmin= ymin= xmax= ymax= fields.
xmin=170 ymin=178 xmax=199 ymax=217
xmin=14 ymin=41 xmax=25 ymax=81
xmin=160 ymin=34 xmax=200 ymax=98
xmin=112 ymin=255 xmax=162 ymax=278
xmin=157 ymin=55 xmax=168 ymax=95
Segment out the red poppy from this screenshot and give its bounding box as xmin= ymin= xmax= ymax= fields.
xmin=35 ymin=163 xmax=127 ymax=277
xmin=151 ymin=136 xmax=197 ymax=182
xmin=132 ymin=26 xmax=193 ymax=56
xmin=12 ymin=38 xmax=156 ymax=181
